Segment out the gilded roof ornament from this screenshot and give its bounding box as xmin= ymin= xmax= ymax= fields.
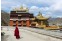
xmin=37 ymin=12 xmax=43 ymax=18
xmin=12 ymin=5 xmax=29 ymax=12
xmin=36 ymin=12 xmax=48 ymax=20
xmin=20 ymin=6 xmax=23 ymax=9
xmin=26 ymin=7 xmax=29 ymax=12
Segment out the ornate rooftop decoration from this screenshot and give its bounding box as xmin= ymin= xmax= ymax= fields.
xmin=12 ymin=6 xmax=29 ymax=12
xmin=20 ymin=6 xmax=23 ymax=9
xmin=36 ymin=12 xmax=48 ymax=20
xmin=37 ymin=12 xmax=43 ymax=18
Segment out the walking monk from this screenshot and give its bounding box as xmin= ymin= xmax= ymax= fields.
xmin=14 ymin=24 xmax=20 ymax=39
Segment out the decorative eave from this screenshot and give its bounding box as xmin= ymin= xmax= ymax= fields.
xmin=36 ymin=18 xmax=48 ymax=20
xmin=10 ymin=18 xmax=30 ymax=20
xmin=36 ymin=16 xmax=48 ymax=20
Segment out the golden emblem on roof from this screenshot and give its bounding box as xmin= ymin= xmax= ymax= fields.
xmin=12 ymin=5 xmax=29 ymax=12
xmin=36 ymin=12 xmax=48 ymax=20
xmin=20 ymin=6 xmax=23 ymax=9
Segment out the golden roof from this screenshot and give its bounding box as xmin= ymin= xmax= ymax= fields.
xmin=13 ymin=6 xmax=29 ymax=12
xmin=36 ymin=12 xmax=48 ymax=20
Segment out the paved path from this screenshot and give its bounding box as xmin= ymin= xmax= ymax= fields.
xmin=2 ymin=29 xmax=45 ymax=41
xmin=1 ymin=27 xmax=62 ymax=41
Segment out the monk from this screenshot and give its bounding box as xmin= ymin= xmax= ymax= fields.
xmin=14 ymin=24 xmax=20 ymax=39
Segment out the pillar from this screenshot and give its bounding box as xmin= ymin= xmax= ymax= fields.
xmin=26 ymin=20 xmax=30 ymax=27
xmin=21 ymin=20 xmax=23 ymax=26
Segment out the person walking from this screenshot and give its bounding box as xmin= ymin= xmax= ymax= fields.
xmin=14 ymin=24 xmax=20 ymax=39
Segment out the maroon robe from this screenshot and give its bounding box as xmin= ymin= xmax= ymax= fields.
xmin=14 ymin=26 xmax=20 ymax=39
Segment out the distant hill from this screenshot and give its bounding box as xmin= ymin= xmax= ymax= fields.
xmin=48 ymin=18 xmax=62 ymax=26
xmin=1 ymin=10 xmax=10 ymax=26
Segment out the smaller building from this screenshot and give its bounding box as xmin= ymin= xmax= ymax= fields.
xmin=31 ymin=12 xmax=49 ymax=28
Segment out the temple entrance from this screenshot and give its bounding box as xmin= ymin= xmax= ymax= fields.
xmin=12 ymin=20 xmax=30 ymax=27
xmin=18 ymin=21 xmax=22 ymax=27
xmin=21 ymin=20 xmax=30 ymax=27
xmin=23 ymin=20 xmax=26 ymax=27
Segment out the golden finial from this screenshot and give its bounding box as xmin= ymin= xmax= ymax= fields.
xmin=26 ymin=7 xmax=29 ymax=12
xmin=36 ymin=11 xmax=44 ymax=18
xmin=20 ymin=6 xmax=23 ymax=9
xmin=38 ymin=11 xmax=42 ymax=16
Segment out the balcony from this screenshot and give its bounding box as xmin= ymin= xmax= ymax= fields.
xmin=21 ymin=18 xmax=29 ymax=20
xmin=10 ymin=19 xmax=18 ymax=20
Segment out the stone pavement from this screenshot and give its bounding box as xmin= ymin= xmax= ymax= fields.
xmin=1 ymin=27 xmax=62 ymax=41
xmin=2 ymin=29 xmax=45 ymax=41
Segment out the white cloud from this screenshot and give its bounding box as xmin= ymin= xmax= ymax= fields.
xmin=29 ymin=6 xmax=39 ymax=13
xmin=38 ymin=0 xmax=62 ymax=18
xmin=40 ymin=7 xmax=49 ymax=12
xmin=57 ymin=16 xmax=62 ymax=18
xmin=49 ymin=1 xmax=62 ymax=12
xmin=1 ymin=0 xmax=62 ymax=17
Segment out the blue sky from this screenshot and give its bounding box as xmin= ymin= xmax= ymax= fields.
xmin=1 ymin=0 xmax=62 ymax=18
